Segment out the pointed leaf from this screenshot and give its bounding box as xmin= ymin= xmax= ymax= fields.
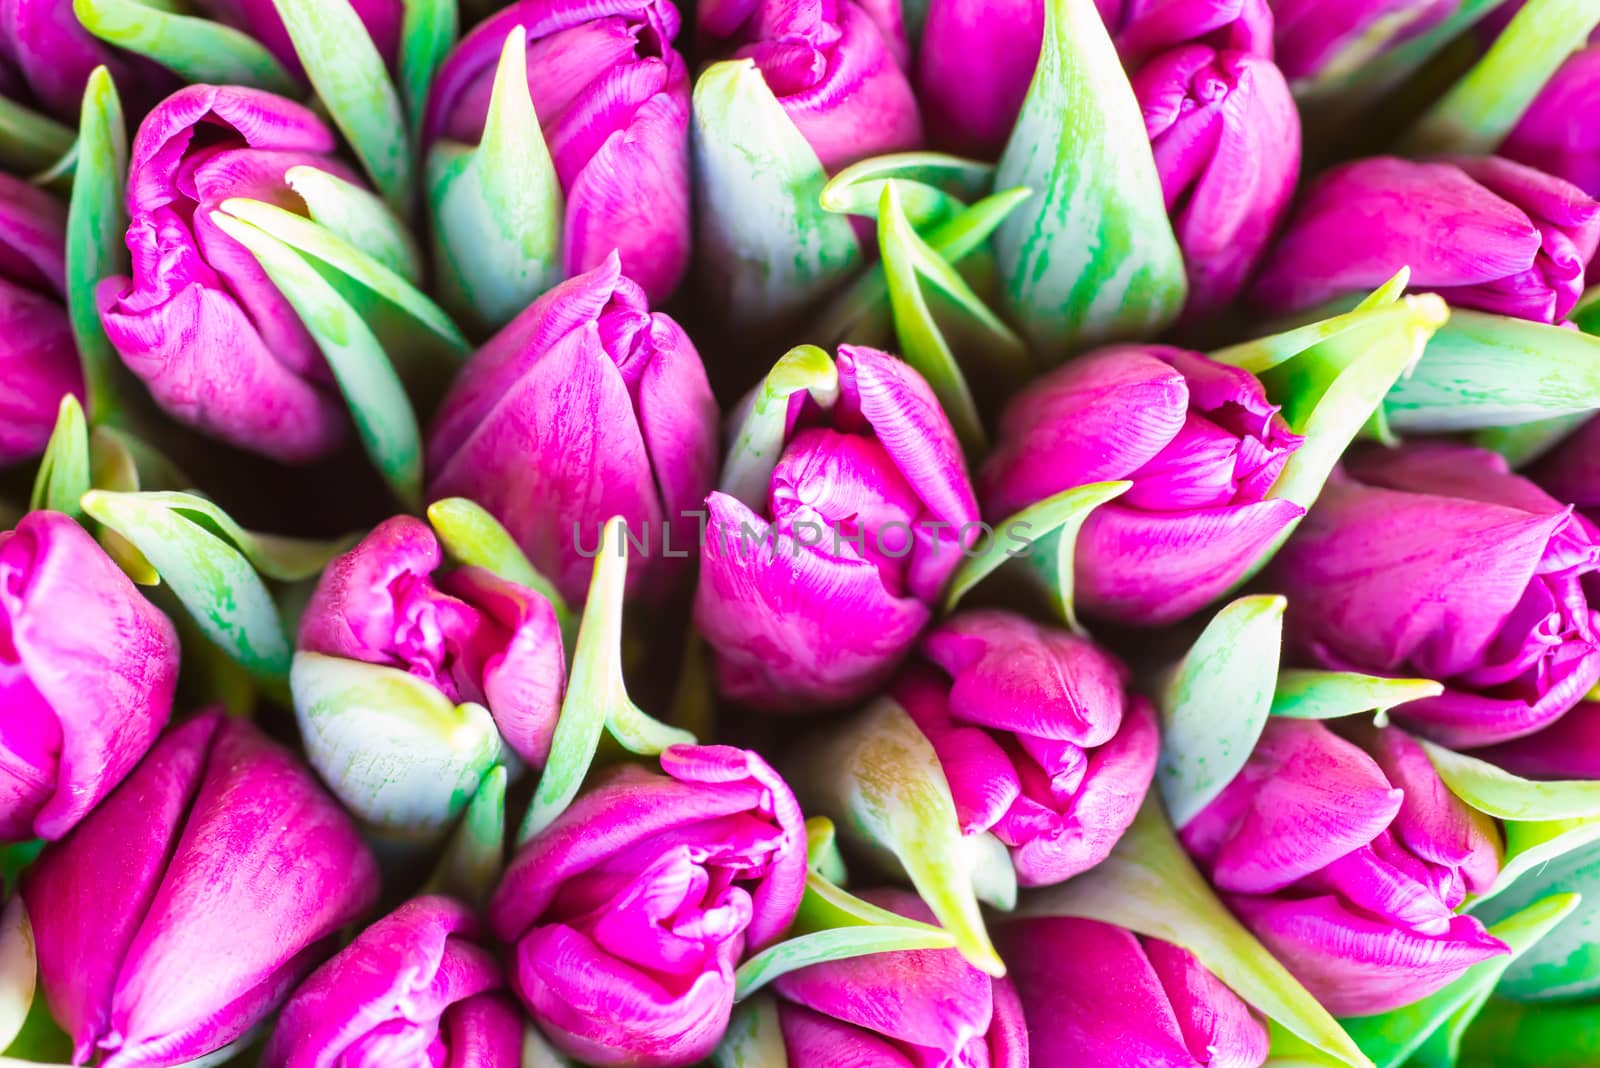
xmin=29 ymin=396 xmax=90 ymax=518
xmin=427 ymin=25 xmax=564 ymax=332
xmin=286 ymin=165 xmax=422 ymax=282
xmin=1400 ymin=0 xmax=1600 ymax=156
xmin=692 ymin=59 xmax=861 ymax=326
xmin=272 ymin=0 xmax=412 ymax=210
xmin=734 ymin=902 xmax=958 ymax=999
xmin=210 ymin=211 xmax=423 ymax=508
xmin=1159 ymin=595 xmax=1285 ymax=829
xmin=1423 ymin=741 xmax=1600 ymax=823
xmin=1020 ymin=798 xmax=1373 ymax=1068
xmin=81 ymin=489 xmax=293 ymax=679
xmin=1470 ymin=843 xmax=1600 ymax=1001
xmin=427 ymin=763 xmax=506 ymax=908
xmin=0 ymin=96 xmax=74 ymax=178
xmin=427 ymin=497 xmax=573 ymax=643
xmin=805 ymin=816 xmax=848 ymax=884
xmin=399 ymin=0 xmax=457 ymax=132
xmin=66 ymin=67 xmax=130 ymax=426
xmin=993 ymin=0 xmax=1186 ymax=354
xmin=821 ymin=152 xmax=995 ymax=227
xmin=0 ymin=898 xmax=34 ymax=1054
xmin=73 ymin=0 xmax=297 ymax=93
xmin=1210 ymin=270 xmax=1410 ymax=375
xmin=110 ymin=490 xmax=349 ymax=582
xmin=713 ymin=998 xmax=789 ymax=1068
xmin=720 ymin=345 xmax=841 ymax=507
xmin=1270 ymin=670 xmax=1444 ymax=721
xmin=795 ymin=699 xmax=1007 ymax=976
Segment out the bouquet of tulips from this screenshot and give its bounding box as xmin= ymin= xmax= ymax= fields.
xmin=8 ymin=0 xmax=1600 ymax=1064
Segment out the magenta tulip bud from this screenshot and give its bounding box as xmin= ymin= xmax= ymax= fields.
xmin=96 ymin=85 xmax=366 ymax=463
xmin=1134 ymin=45 xmax=1300 ymax=318
xmin=1182 ymin=719 xmax=1506 ymax=1016
xmin=772 ymin=888 xmax=1029 ymax=1067
xmin=1000 ymin=916 xmax=1268 ymax=1067
xmin=0 ymin=0 xmax=174 ymax=119
xmin=1271 ymin=443 xmax=1600 ymax=750
xmin=488 ymin=744 xmax=806 ymax=1067
xmin=1503 ymin=44 xmax=1600 ymax=202
xmin=1252 ymin=155 xmax=1600 ymax=324
xmin=0 ymin=511 xmax=179 ymax=843
xmin=264 ymin=896 xmax=520 ymax=1068
xmin=424 ymin=0 xmax=691 ymax=303
xmin=196 ymin=0 xmax=403 ymax=77
xmin=1270 ymin=0 xmax=1454 ymax=86
xmin=697 ymin=346 xmax=980 ymax=711
xmin=299 ymin=515 xmax=566 ymax=768
xmin=427 ymin=255 xmax=718 ymax=605
xmin=700 ymin=0 xmax=923 ymax=173
xmin=1098 ymin=0 xmax=1274 ymax=64
xmin=895 ymin=610 xmax=1159 ymax=887
xmin=981 ymin=345 xmax=1305 ymax=626
xmin=20 ymin=711 xmax=380 ymax=1066
xmin=0 ymin=171 xmax=80 ymax=466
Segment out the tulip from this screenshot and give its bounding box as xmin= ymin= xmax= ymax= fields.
xmin=0 ymin=171 xmax=80 ymax=466
xmin=194 ymin=0 xmax=403 ymax=77
xmin=264 ymin=895 xmax=521 ymax=1068
xmin=1182 ymin=718 xmax=1506 ymax=1016
xmin=1270 ymin=443 xmax=1600 ymax=749
xmin=980 ymin=344 xmax=1305 ymax=625
xmin=96 ymin=84 xmax=367 ymax=463
xmin=697 ymin=345 xmax=979 ymax=710
xmin=1270 ymin=0 xmax=1457 ymax=87
xmin=0 ymin=0 xmax=172 ymax=119
xmin=488 ymin=744 xmax=806 ymax=1067
xmin=0 ymin=511 xmax=179 ymax=842
xmin=999 ymin=916 xmax=1269 ymax=1067
xmin=423 ymin=0 xmax=691 ymax=304
xmin=1502 ymin=45 xmax=1600 ymax=202
xmin=20 ymin=711 xmax=380 ymax=1066
xmin=1134 ymin=45 xmax=1300 ymax=317
xmin=427 ymin=255 xmax=717 ymax=605
xmin=895 ymin=610 xmax=1159 ymax=886
xmin=1252 ymin=155 xmax=1600 ymax=325
xmin=699 ymin=0 xmax=923 ymax=174
xmin=771 ymin=888 xmax=1029 ymax=1067
xmin=1098 ymin=0 xmax=1274 ymax=61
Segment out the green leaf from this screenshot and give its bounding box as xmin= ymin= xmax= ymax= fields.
xmin=66 ymin=67 xmax=130 ymax=427
xmin=98 ymin=489 xmax=348 ymax=582
xmin=1400 ymin=0 xmax=1600 ymax=157
xmin=520 ymin=517 xmax=695 ymax=843
xmin=290 ymin=652 xmax=503 ymax=833
xmin=941 ymin=481 xmax=1131 ymax=630
xmin=993 ymin=0 xmax=1186 ymax=355
xmin=398 ymin=0 xmax=457 ymax=132
xmin=81 ymin=489 xmax=295 ymax=681
xmin=1574 ymin=283 xmax=1600 ymax=335
xmin=1210 ymin=270 xmax=1411 ymax=374
xmin=720 ymin=345 xmax=841 ymax=507
xmin=1270 ymin=670 xmax=1444 ymax=721
xmin=1384 ymin=311 xmax=1600 ymax=432
xmin=427 ymin=25 xmax=565 ymax=333
xmin=427 ymin=764 xmax=506 ymax=908
xmin=794 ymin=699 xmax=1007 ymax=977
xmin=1423 ymin=741 xmax=1600 ymax=824
xmin=272 ymin=0 xmax=412 ymax=211
xmin=1158 ymin=595 xmax=1285 ymax=829
xmin=73 ymin=0 xmax=298 ymax=93
xmin=427 ymin=497 xmax=574 ymax=645
xmin=0 ymin=95 xmax=74 ymax=178
xmin=820 ymin=152 xmax=995 ymax=228
xmin=805 ymin=815 xmax=849 ymax=884
xmin=1473 ymin=412 xmax=1593 ymax=469
xmin=713 ymin=998 xmax=789 ymax=1068
xmin=209 ymin=210 xmax=424 ymax=508
xmin=286 ymin=166 xmax=423 ymax=282
xmin=691 ymin=59 xmax=861 ymax=326
xmin=1020 ymin=798 xmax=1373 ymax=1068
xmin=1461 ymin=998 xmax=1600 ymax=1067
xmin=1470 ymin=843 xmax=1600 ymax=1001
xmin=1339 ymin=893 xmax=1579 ymax=1067
xmin=0 ymin=898 xmax=34 ymax=1054
xmin=29 ymin=395 xmax=90 ymax=518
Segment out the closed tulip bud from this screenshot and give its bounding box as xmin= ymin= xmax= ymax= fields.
xmin=701 ymin=0 xmax=923 ymax=174
xmin=299 ymin=515 xmax=565 ymax=765
xmin=264 ymin=896 xmax=520 ymax=1068
xmin=1502 ymin=45 xmax=1600 ymax=202
xmin=0 ymin=172 xmax=79 ymax=466
xmin=999 ymin=916 xmax=1268 ymax=1067
xmin=1099 ymin=0 xmax=1274 ymax=62
xmin=0 ymin=0 xmax=173 ymax=119
xmin=195 ymin=0 xmax=403 ymax=77
xmin=697 ymin=345 xmax=979 ymax=710
xmin=0 ymin=511 xmax=179 ymax=843
xmin=96 ymin=85 xmax=373 ymax=462
xmin=424 ymin=0 xmax=691 ymax=305
xmin=981 ymin=345 xmax=1305 ymax=625
xmin=1135 ymin=45 xmax=1300 ymax=317
xmin=1271 ymin=443 xmax=1600 ymax=749
xmin=771 ymin=888 xmax=1028 ymax=1067
xmin=1182 ymin=719 xmax=1506 ymax=1016
xmin=488 ymin=745 xmax=806 ymax=1067
xmin=1270 ymin=0 xmax=1456 ymax=87
xmin=1252 ymin=155 xmax=1600 ymax=324
xmin=427 ymin=255 xmax=718 ymax=605
xmin=21 ymin=711 xmax=380 ymax=1066
xmin=897 ymin=611 xmax=1159 ymax=887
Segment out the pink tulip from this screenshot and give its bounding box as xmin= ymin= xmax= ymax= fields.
xmin=0 ymin=171 xmax=79 ymax=466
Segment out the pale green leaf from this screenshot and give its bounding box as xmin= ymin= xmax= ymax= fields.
xmin=1270 ymin=670 xmax=1444 ymax=721
xmin=29 ymin=395 xmax=90 ymax=518
xmin=427 ymin=497 xmax=574 ymax=644
xmin=0 ymin=898 xmax=34 ymax=1054
xmin=66 ymin=67 xmax=129 ymax=426
xmin=720 ymin=345 xmax=841 ymax=507
xmin=110 ymin=490 xmax=348 ymax=581
xmin=398 ymin=0 xmax=457 ymax=131
xmin=805 ymin=815 xmax=848 ymax=884
xmin=1471 ymin=842 xmax=1600 ymax=1001
xmin=286 ymin=165 xmax=422 ymax=282
xmin=820 ymin=152 xmax=994 ymax=227
xmin=713 ymin=998 xmax=788 ymax=1068
xmin=1423 ymin=740 xmax=1600 ymax=823
xmin=74 ymin=0 xmax=298 ymax=93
